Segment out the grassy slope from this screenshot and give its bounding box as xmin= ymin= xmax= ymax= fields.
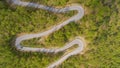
xmin=0 ymin=0 xmax=120 ymax=68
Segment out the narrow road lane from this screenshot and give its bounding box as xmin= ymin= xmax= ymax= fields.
xmin=7 ymin=0 xmax=85 ymax=68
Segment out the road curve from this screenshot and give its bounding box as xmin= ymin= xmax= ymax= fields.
xmin=7 ymin=0 xmax=85 ymax=68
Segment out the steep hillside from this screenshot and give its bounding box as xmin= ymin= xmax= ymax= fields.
xmin=0 ymin=0 xmax=120 ymax=68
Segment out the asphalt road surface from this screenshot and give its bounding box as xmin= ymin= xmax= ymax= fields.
xmin=7 ymin=0 xmax=85 ymax=68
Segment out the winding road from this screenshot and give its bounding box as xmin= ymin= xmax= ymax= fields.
xmin=7 ymin=0 xmax=85 ymax=68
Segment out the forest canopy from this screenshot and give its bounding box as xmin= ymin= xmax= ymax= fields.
xmin=0 ymin=0 xmax=120 ymax=68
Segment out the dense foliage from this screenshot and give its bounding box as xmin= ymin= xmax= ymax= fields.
xmin=0 ymin=0 xmax=120 ymax=68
